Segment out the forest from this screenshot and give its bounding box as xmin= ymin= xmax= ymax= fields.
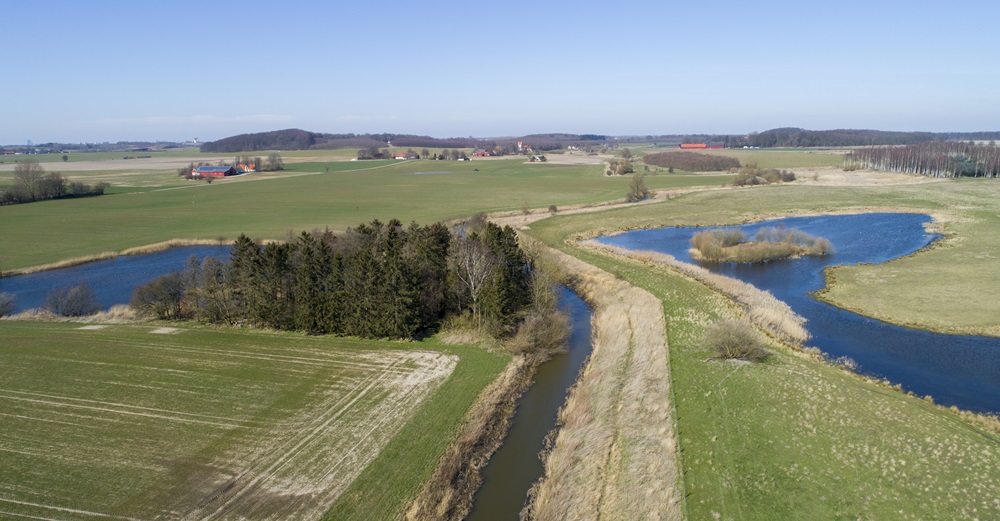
xmin=131 ymin=219 xmax=541 ymax=340
xmin=845 ymin=142 xmax=1000 ymax=178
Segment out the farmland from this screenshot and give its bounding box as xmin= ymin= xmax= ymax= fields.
xmin=0 ymin=321 xmax=507 ymax=520
xmin=0 ymin=155 xmax=734 ymax=271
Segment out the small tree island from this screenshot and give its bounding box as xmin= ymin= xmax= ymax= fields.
xmin=690 ymin=226 xmax=834 ymax=263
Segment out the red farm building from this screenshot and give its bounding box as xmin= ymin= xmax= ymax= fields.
xmin=193 ymin=165 xmax=238 ymax=177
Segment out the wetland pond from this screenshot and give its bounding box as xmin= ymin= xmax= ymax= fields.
xmin=597 ymin=212 xmax=1000 ymax=414
xmin=0 ymin=245 xmax=231 ymax=314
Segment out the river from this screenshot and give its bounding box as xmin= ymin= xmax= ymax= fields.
xmin=467 ymin=287 xmax=593 ymax=520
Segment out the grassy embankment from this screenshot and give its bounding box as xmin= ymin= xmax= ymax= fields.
xmin=526 ymin=180 xmax=1000 ymax=519
xmin=0 ymin=157 xmax=732 ymax=272
xmin=0 ymin=321 xmax=507 ymax=520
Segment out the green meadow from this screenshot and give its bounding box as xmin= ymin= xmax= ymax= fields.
xmin=0 ymin=157 xmax=731 ymax=271
xmin=526 ymin=180 xmax=1000 ymax=519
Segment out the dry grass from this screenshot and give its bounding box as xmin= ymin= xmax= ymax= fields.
xmin=524 ymin=246 xmax=682 ymax=521
xmin=581 ymin=240 xmax=811 ymax=346
xmin=3 ymin=304 xmax=138 ymax=323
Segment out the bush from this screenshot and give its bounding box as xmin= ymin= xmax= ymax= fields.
xmin=0 ymin=292 xmax=15 ymax=317
xmin=45 ymin=283 xmax=100 ymax=316
xmin=625 ymin=173 xmax=651 ymax=202
xmin=705 ymin=319 xmax=769 ymax=361
xmin=131 ymin=272 xmax=188 ymax=319
xmin=732 ymin=163 xmax=795 ymax=186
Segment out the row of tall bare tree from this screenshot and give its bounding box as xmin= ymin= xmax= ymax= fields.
xmin=845 ymin=142 xmax=1000 ymax=178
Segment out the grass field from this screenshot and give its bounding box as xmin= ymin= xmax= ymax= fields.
xmin=0 ymin=321 xmax=507 ymax=520
xmin=0 ymin=157 xmax=735 ymax=271
xmin=526 ymin=187 xmax=1000 ymax=519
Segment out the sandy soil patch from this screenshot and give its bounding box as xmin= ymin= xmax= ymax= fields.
xmin=791 ymin=167 xmax=943 ymax=186
xmin=77 ymin=325 xmax=107 ymax=330
xmin=151 ymin=327 xmax=181 ymax=334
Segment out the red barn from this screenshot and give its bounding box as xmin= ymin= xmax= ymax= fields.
xmin=194 ymin=166 xmax=238 ymax=177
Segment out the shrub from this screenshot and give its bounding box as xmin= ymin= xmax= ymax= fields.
xmin=131 ymin=272 xmax=188 ymax=320
xmin=733 ymin=163 xmax=795 ymax=186
xmin=45 ymin=283 xmax=100 ymax=316
xmin=0 ymin=292 xmax=15 ymax=317
xmin=625 ymin=173 xmax=650 ymax=202
xmin=705 ymin=319 xmax=769 ymax=361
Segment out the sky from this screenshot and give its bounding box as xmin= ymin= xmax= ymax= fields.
xmin=3 ymin=0 xmax=999 ymax=144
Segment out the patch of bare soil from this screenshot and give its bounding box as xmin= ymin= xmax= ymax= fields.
xmin=791 ymin=167 xmax=943 ymax=186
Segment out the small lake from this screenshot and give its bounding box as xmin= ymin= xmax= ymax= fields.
xmin=597 ymin=213 xmax=1000 ymax=414
xmin=0 ymin=246 xmax=231 ymax=313
xmin=468 ymin=287 xmax=593 ymax=520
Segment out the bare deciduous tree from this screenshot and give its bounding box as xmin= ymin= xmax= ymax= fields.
xmin=14 ymin=159 xmax=45 ymax=201
xmin=449 ymin=236 xmax=499 ymax=327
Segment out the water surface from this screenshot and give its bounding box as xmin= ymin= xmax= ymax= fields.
xmin=598 ymin=213 xmax=1000 ymax=413
xmin=0 ymin=246 xmax=231 ymax=313
xmin=468 ymin=287 xmax=593 ymax=520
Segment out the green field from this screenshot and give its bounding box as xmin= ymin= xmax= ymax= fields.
xmin=0 ymin=321 xmax=507 ymax=520
xmin=0 ymin=157 xmax=732 ymax=271
xmin=527 ymin=184 xmax=1000 ymax=519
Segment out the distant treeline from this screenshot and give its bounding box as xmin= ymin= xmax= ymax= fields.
xmin=642 ymin=151 xmax=740 ymax=171
xmin=132 ymin=219 xmax=539 ymax=339
xmin=199 ymin=129 xmax=611 ymax=153
xmin=615 ymin=128 xmax=1000 ymax=148
xmin=1 ymin=160 xmax=108 ymax=205
xmin=846 ymin=142 xmax=1000 ymax=178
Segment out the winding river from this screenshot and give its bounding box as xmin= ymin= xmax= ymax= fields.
xmin=597 ymin=212 xmax=1000 ymax=414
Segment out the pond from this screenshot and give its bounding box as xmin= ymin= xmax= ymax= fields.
xmin=0 ymin=246 xmax=231 ymax=314
xmin=597 ymin=213 xmax=1000 ymax=414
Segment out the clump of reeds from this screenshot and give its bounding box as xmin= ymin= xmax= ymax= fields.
xmin=690 ymin=226 xmax=833 ymax=263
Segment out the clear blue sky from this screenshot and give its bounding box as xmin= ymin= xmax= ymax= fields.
xmin=3 ymin=0 xmax=999 ymax=143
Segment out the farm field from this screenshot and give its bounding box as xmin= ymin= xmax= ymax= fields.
xmin=0 ymin=156 xmax=735 ymax=271
xmin=526 ymin=179 xmax=1000 ymax=519
xmin=0 ymin=321 xmax=507 ymax=520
